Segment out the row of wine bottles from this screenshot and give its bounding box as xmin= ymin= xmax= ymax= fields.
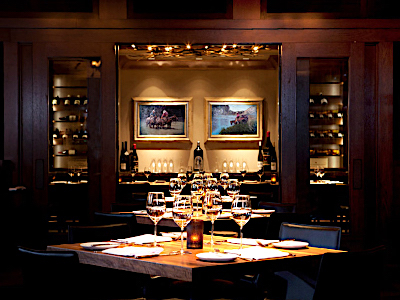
xmin=310 ymin=131 xmax=344 ymax=139
xmin=52 ymin=95 xmax=88 ymax=106
xmin=310 ymin=149 xmax=341 ymax=156
xmin=53 ymin=128 xmax=89 ymax=140
xmin=309 ymin=111 xmax=343 ymax=119
xmin=55 ymin=149 xmax=87 ymax=156
xmin=258 ymin=131 xmax=277 ymax=172
xmin=120 ymin=141 xmax=139 ymax=173
xmin=55 ymin=114 xmax=87 ymax=122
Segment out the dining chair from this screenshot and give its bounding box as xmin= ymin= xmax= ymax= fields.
xmin=17 ymin=246 xmax=84 ymax=299
xmin=67 ymin=223 xmax=131 ymax=243
xmin=94 ymin=211 xmax=140 ymax=236
xmin=264 ymin=213 xmax=312 ymax=240
xmin=312 ymin=245 xmax=385 ymax=300
xmin=264 ymin=222 xmax=342 ymax=300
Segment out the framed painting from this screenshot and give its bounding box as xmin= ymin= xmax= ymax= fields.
xmin=205 ymin=97 xmax=263 ymax=141
xmin=133 ymin=97 xmax=191 ymax=141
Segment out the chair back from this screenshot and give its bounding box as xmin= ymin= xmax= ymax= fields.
xmin=279 ymin=222 xmax=341 ymax=249
xmin=265 ymin=213 xmax=311 ymax=240
xmin=68 ymin=223 xmax=130 ymax=243
xmin=313 ymin=245 xmax=385 ymax=300
xmin=94 ymin=211 xmax=138 ymax=235
xmin=17 ymin=246 xmax=81 ymax=297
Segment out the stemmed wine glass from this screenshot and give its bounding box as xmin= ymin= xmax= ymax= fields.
xmin=146 ymin=192 xmax=166 ymax=247
xmin=203 ymin=191 xmax=222 ymax=252
xmin=178 ymin=172 xmax=188 ymax=187
xmin=191 ymin=178 xmax=204 ymax=216
xmin=172 ymin=195 xmax=193 ymax=254
xmin=231 ymin=195 xmax=252 ymax=249
xmin=144 ymin=167 xmax=151 ymax=181
xmin=205 ymin=178 xmax=219 ymax=193
xmin=257 ymin=169 xmax=263 ymax=182
xmin=186 ymin=166 xmax=193 ymax=182
xmin=219 ymin=173 xmax=229 ymax=190
xmin=240 ymin=161 xmax=248 ymax=181
xmin=169 ymin=178 xmax=182 ymax=201
xmin=226 ymin=179 xmax=240 ymax=200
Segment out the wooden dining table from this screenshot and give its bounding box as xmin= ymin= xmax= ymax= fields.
xmin=47 ymin=235 xmax=343 ymax=292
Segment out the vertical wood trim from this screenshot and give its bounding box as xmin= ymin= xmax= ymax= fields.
xmin=32 ymin=42 xmax=48 ymax=205
xmin=377 ymin=42 xmax=393 ymax=240
xmin=349 ymin=42 xmax=365 ymax=237
xmin=296 ymin=58 xmax=311 ymax=212
xmin=3 ymin=42 xmax=19 ymax=185
xmin=280 ymin=43 xmax=297 ymax=204
xmin=101 ymin=43 xmax=117 ymax=211
xmin=19 ymin=44 xmax=34 ymax=190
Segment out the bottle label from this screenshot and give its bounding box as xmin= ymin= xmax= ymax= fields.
xmin=73 ymin=134 xmax=79 ymax=139
xmin=271 ymin=162 xmax=277 ymax=171
xmin=194 ymin=156 xmax=203 ymax=170
xmin=120 ymin=163 xmax=127 ymax=171
xmin=64 ymin=99 xmax=70 ymax=105
xmin=74 ymin=99 xmax=80 ymax=105
xmin=257 ymin=161 xmax=263 ymax=170
xmin=83 ymin=99 xmax=88 ymax=105
xmin=52 ymin=99 xmax=58 ymax=105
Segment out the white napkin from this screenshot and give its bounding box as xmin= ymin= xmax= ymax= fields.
xmin=225 ymin=247 xmax=289 ymax=260
xmin=113 ymin=234 xmax=172 ymax=244
xmin=102 ymin=246 xmax=163 ymax=257
xmin=227 ymin=238 xmax=279 ymax=246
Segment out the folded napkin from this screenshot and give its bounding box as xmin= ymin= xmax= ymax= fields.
xmin=225 ymin=247 xmax=289 ymax=260
xmin=113 ymin=234 xmax=172 ymax=244
xmin=102 ymin=246 xmax=163 ymax=258
xmin=227 ymin=238 xmax=279 ymax=246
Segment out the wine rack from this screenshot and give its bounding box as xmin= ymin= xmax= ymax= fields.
xmin=49 ymin=60 xmax=89 ymax=172
xmin=309 ymin=59 xmax=348 ymax=170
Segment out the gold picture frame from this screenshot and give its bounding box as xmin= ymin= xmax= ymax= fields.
xmin=133 ymin=97 xmax=191 ymax=141
xmin=205 ymin=97 xmax=263 ymax=141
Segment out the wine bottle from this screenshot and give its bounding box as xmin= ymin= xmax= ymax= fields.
xmin=53 ymin=128 xmax=60 ymax=139
xmin=120 ymin=142 xmax=127 ymax=172
xmin=64 ymin=95 xmax=71 ymax=106
xmin=82 ymin=96 xmax=88 ymax=106
xmin=271 ymin=143 xmax=277 ymax=172
xmin=74 ymin=95 xmax=81 ymax=105
xmin=257 ymin=141 xmax=263 ymax=171
xmin=263 ymin=131 xmax=272 ymax=172
xmin=72 ymin=129 xmax=79 ymax=140
xmin=124 ymin=141 xmax=130 ymax=171
xmin=52 ymin=95 xmax=60 ymax=105
xmin=130 ymin=143 xmax=139 ymax=173
xmin=193 ymin=141 xmax=203 ymax=172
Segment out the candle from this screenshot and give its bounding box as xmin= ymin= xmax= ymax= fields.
xmin=187 ymin=219 xmax=203 ymax=249
xmin=271 ymin=173 xmax=277 ymax=183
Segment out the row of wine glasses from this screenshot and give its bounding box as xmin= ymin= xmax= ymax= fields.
xmin=146 ymin=190 xmax=252 ymax=254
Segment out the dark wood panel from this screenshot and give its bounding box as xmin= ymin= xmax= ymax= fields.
xmin=348 ymin=42 xmax=365 ymax=238
xmin=19 ymin=44 xmax=34 ymax=190
xmin=3 ymin=42 xmax=19 ymax=186
xmin=376 ymin=42 xmax=393 ymax=241
xmin=280 ymin=43 xmax=296 ymax=205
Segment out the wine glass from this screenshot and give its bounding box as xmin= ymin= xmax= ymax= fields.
xmin=169 ymin=178 xmax=182 ymax=201
xmin=144 ymin=166 xmax=151 ymax=181
xmin=75 ymin=168 xmax=82 ymax=183
xmin=186 ymin=166 xmax=193 ymax=182
xmin=205 ymin=178 xmax=218 ymax=192
xmin=68 ymin=166 xmax=75 ymax=183
xmin=191 ymin=178 xmax=204 ymax=216
xmin=203 ymin=191 xmax=222 ymax=252
xmin=219 ymin=172 xmax=229 ymax=190
xmin=240 ymin=161 xmax=248 ymax=181
xmin=231 ymin=195 xmax=252 ymax=249
xmin=226 ymin=179 xmax=240 ymax=200
xmin=178 ymin=172 xmax=187 ymax=187
xmin=146 ymin=192 xmax=166 ymax=247
xmin=172 ymin=195 xmax=193 ymax=254
xmin=257 ymin=169 xmax=263 ymax=182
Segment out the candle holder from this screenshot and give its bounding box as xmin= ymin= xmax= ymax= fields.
xmin=271 ymin=173 xmax=277 ymax=183
xmin=187 ymin=219 xmax=203 ymax=249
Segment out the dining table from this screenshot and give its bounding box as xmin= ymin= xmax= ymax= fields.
xmin=48 ymin=234 xmax=344 ymax=299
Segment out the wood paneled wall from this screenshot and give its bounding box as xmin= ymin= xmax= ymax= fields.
xmin=0 ymin=0 xmax=398 ymax=246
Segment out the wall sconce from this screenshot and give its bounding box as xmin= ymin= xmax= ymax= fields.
xmin=90 ymin=60 xmax=101 ymax=68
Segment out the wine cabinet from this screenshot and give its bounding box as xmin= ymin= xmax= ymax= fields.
xmin=308 ymin=59 xmax=348 ymax=171
xmin=49 ymin=59 xmax=89 ymax=174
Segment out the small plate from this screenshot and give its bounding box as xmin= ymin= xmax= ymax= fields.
xmin=272 ymin=241 xmax=309 ymax=249
xmin=196 ymin=252 xmax=238 ymax=262
xmin=80 ymin=242 xmax=120 ymax=251
xmin=252 ymin=209 xmax=275 ymax=214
